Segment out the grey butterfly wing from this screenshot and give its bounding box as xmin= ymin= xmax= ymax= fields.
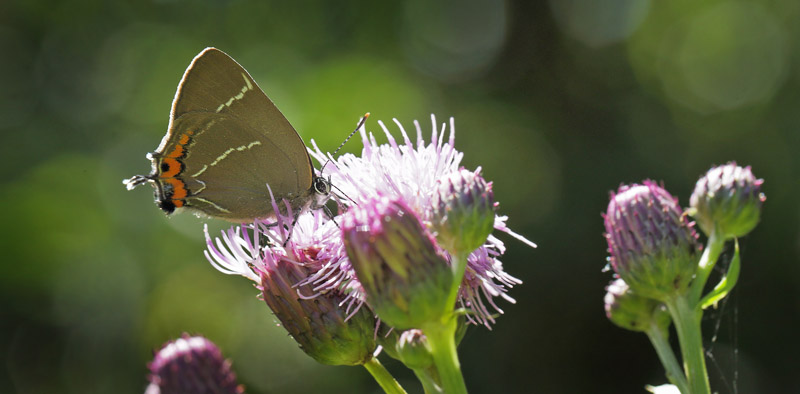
xmin=163 ymin=47 xmax=314 ymax=220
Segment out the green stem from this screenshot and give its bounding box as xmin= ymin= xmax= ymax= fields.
xmin=363 ymin=357 xmax=408 ymax=394
xmin=664 ymin=295 xmax=710 ymax=394
xmin=645 ymin=321 xmax=689 ymax=394
xmin=445 ymin=252 xmax=469 ymax=315
xmin=699 ymin=239 xmax=740 ymax=310
xmin=423 ymin=317 xmax=468 ymax=394
xmin=689 ymin=229 xmax=725 ymax=306
xmin=413 ymin=367 xmax=442 ymax=394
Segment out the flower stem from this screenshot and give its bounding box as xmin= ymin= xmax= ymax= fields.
xmin=646 ymin=320 xmax=689 ymax=394
xmin=417 ymin=251 xmax=468 ymax=393
xmin=689 ymin=228 xmax=725 ymax=306
xmin=423 ymin=317 xmax=468 ymax=394
xmin=699 ymin=239 xmax=740 ymax=310
xmin=664 ymin=295 xmax=710 ymax=394
xmin=445 ymin=252 xmax=469 ymax=315
xmin=363 ymin=357 xmax=408 ymax=394
xmin=413 ymin=366 xmax=443 ymax=394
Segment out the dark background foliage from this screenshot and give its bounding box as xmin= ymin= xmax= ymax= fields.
xmin=1 ymin=0 xmax=797 ymax=393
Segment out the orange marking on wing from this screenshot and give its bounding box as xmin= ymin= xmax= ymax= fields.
xmin=164 ymin=178 xmax=188 ymax=200
xmin=178 ymin=132 xmax=192 ymax=145
xmin=167 ymin=144 xmax=185 ymax=158
xmin=160 ymin=158 xmax=182 ymax=178
xmin=173 ymin=199 xmax=185 ymax=208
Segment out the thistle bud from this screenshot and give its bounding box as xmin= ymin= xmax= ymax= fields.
xmin=431 ymin=169 xmax=496 ymax=254
xmin=146 ymin=334 xmax=243 ymax=394
xmin=604 ymin=279 xmax=670 ymax=332
xmin=378 ymin=317 xmax=467 ymax=368
xmin=392 ymin=329 xmax=435 ymax=370
xmin=342 ymin=195 xmax=453 ymax=329
xmin=604 ymin=181 xmax=700 ymax=300
xmin=689 ymin=162 xmax=765 ymax=239
xmin=259 ymin=257 xmax=377 ymax=366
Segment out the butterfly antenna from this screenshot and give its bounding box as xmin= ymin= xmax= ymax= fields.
xmin=321 ymin=113 xmax=369 ymax=175
xmin=332 ymin=183 xmax=358 ymax=206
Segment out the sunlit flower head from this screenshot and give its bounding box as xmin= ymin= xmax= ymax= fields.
xmin=204 ymin=193 xmax=364 ymax=316
xmin=206 ymin=116 xmax=535 ymax=328
xmin=310 ymin=115 xmax=535 ymax=327
xmin=689 ymin=162 xmax=765 ymax=239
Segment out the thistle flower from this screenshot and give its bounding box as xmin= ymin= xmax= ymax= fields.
xmin=689 ymin=162 xmax=765 ymax=239
xmin=205 ymin=199 xmax=375 ymax=366
xmin=309 ymin=115 xmax=535 ymax=327
xmin=145 ymin=334 xmax=243 ymax=394
xmin=604 ymin=181 xmax=701 ymax=300
xmin=258 ymin=252 xmax=377 ymax=365
xmin=342 ymin=195 xmax=453 ymax=329
xmin=604 ymin=279 xmax=670 ymax=332
xmin=431 ymin=168 xmax=496 ymax=254
xmin=206 ymin=116 xmax=534 ymax=331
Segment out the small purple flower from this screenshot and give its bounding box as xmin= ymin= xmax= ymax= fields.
xmin=604 ymin=181 xmax=701 ymax=300
xmin=689 ymin=162 xmax=765 ymax=239
xmin=146 ymin=334 xmax=243 ymax=394
xmin=342 ymin=195 xmax=453 ymax=329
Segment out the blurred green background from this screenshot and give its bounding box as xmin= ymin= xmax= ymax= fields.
xmin=1 ymin=0 xmax=798 ymax=392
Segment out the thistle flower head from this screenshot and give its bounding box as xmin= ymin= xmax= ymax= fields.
xmin=689 ymin=162 xmax=765 ymax=239
xmin=342 ymin=195 xmax=453 ymax=329
xmin=604 ymin=279 xmax=670 ymax=332
xmin=205 ymin=116 xmax=534 ymax=332
xmin=431 ymin=168 xmax=496 ymax=254
xmin=257 ymin=253 xmax=377 ymax=366
xmin=205 ymin=202 xmax=374 ymax=366
xmin=146 ymin=334 xmax=243 ymax=394
xmin=604 ymin=181 xmax=700 ymax=300
xmin=309 ymin=115 xmax=535 ymax=328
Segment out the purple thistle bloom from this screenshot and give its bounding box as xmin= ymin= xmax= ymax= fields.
xmin=204 ymin=192 xmax=366 ymax=314
xmin=146 ymin=334 xmax=243 ymax=394
xmin=689 ymin=162 xmax=765 ymax=239
xmin=205 ymin=116 xmax=534 ymax=329
xmin=604 ymin=181 xmax=701 ymax=300
xmin=205 ymin=197 xmax=377 ymax=365
xmin=309 ymin=115 xmax=535 ymax=327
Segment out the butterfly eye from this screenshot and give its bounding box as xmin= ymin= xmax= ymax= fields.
xmin=314 ymin=177 xmax=331 ymax=195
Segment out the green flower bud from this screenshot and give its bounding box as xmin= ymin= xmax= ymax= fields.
xmin=604 ymin=279 xmax=670 ymax=332
xmin=431 ymin=169 xmax=496 ymax=254
xmin=394 ymin=329 xmax=434 ymax=370
xmin=604 ymin=181 xmax=701 ymax=300
xmin=259 ymin=258 xmax=377 ymax=366
xmin=377 ymin=318 xmax=468 ymax=370
xmin=342 ymin=195 xmax=453 ymax=330
xmin=689 ymin=162 xmax=765 ymax=239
